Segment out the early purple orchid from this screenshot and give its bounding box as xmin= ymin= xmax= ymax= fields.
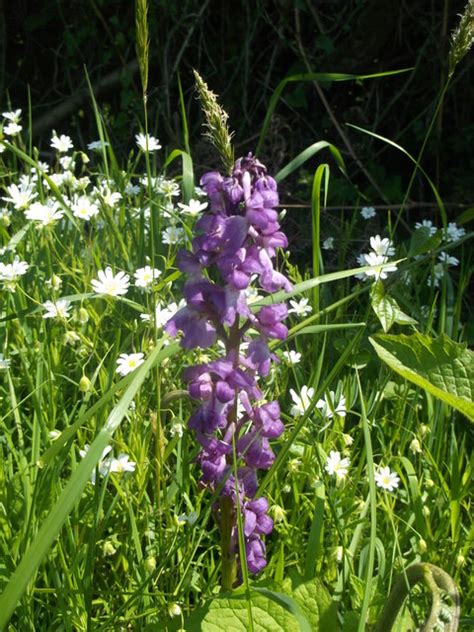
xmin=165 ymin=154 xmax=290 ymax=578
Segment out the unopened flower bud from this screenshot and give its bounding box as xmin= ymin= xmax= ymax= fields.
xmin=47 ymin=274 xmax=62 ymax=291
xmin=343 ymin=433 xmax=354 ymax=447
xmin=77 ymin=307 xmax=89 ymax=324
xmin=270 ymin=504 xmax=286 ymax=523
xmin=79 ymin=375 xmax=91 ymax=393
xmin=63 ymin=331 xmax=80 ymax=346
xmin=417 ymin=538 xmax=427 ymax=554
xmin=103 ymin=541 xmax=117 ymax=556
xmin=333 ymin=546 xmax=344 ymax=563
xmin=1 ymin=212 xmax=11 ymax=227
xmin=168 ymin=603 xmax=182 ymax=618
xmin=425 ymin=478 xmax=435 ymax=488
xmin=422 ymin=505 xmax=430 ymax=517
xmin=420 ymin=424 xmax=430 ymax=437
xmin=410 ymin=438 xmax=422 ymax=454
xmin=287 ymin=458 xmax=301 ymax=473
xmin=145 ymin=555 xmax=156 ymax=572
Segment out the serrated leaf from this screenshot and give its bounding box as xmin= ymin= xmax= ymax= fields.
xmin=370 ymin=282 xmax=415 ymax=333
xmin=186 ymin=576 xmax=339 ymax=632
xmin=186 ymin=589 xmax=308 ymax=631
xmin=370 ymin=333 xmax=474 ymax=420
xmin=291 ymin=576 xmax=340 ymax=631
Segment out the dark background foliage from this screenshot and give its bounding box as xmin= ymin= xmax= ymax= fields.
xmin=1 ymin=0 xmax=472 ymax=212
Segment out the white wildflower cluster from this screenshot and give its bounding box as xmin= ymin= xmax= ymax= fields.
xmin=413 ymin=218 xmax=464 ymax=287
xmin=289 ymin=386 xmax=346 ymax=419
xmin=0 ymin=256 xmax=29 ymax=291
xmin=2 ymin=109 xmax=23 ymax=137
xmin=140 ymin=300 xmax=186 ymax=328
xmin=79 ymin=445 xmax=136 ymax=485
xmin=0 ymin=110 xmax=196 ymax=384
xmin=356 ymin=234 xmax=397 ymax=281
xmin=427 ymin=252 xmax=460 ymax=288
xmin=415 ymin=218 xmax=466 ymax=243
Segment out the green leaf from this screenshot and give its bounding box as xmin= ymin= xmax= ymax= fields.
xmin=186 ymin=576 xmax=339 ymax=632
xmin=289 ymin=576 xmax=339 ymax=631
xmin=369 ymin=333 xmax=474 ymax=420
xmin=186 ymin=588 xmax=309 ymax=631
xmin=370 ymin=282 xmax=417 ymax=333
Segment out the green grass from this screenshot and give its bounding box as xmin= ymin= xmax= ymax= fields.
xmin=0 ymin=96 xmax=472 ymax=631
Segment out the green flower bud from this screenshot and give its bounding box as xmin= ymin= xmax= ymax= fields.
xmin=79 ymin=375 xmax=91 ymax=393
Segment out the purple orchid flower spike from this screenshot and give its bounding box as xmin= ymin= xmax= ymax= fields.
xmin=165 ymin=153 xmax=291 ymax=583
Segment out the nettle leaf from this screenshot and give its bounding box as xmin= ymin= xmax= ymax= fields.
xmin=186 ymin=577 xmax=339 ymax=631
xmin=186 ymin=589 xmax=304 ymax=631
xmin=370 ymin=282 xmax=417 ymax=333
xmin=370 ymin=333 xmax=474 ymax=420
xmin=289 ymin=576 xmax=339 ymax=631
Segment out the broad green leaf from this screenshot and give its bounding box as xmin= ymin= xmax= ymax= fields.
xmin=186 ymin=577 xmax=338 ymax=632
xmin=289 ymin=575 xmax=339 ymax=631
xmin=370 ymin=282 xmax=417 ymax=333
xmin=185 ymin=588 xmax=309 ymax=631
xmin=370 ymin=333 xmax=474 ymax=420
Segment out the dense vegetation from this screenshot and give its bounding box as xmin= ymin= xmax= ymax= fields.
xmin=0 ymin=1 xmax=472 ymax=630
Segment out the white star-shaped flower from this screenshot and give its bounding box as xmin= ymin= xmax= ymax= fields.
xmin=2 ymin=109 xmax=21 ymax=123
xmin=51 ymin=133 xmax=74 ymax=153
xmin=108 ymin=453 xmax=136 ymax=473
xmin=134 ymin=265 xmax=161 ymax=289
xmin=325 ymin=450 xmax=350 ymax=480
xmin=25 ymin=201 xmax=64 ymax=226
xmin=91 ymin=267 xmax=130 ymax=296
xmin=415 ymin=219 xmax=437 ymax=235
xmin=289 ymin=385 xmax=315 ymax=417
xmin=315 ymin=391 xmax=346 ymax=419
xmin=375 ymin=465 xmax=400 ymax=492
xmin=2 ymin=182 xmax=37 ymax=209
xmin=360 ymin=206 xmax=376 ymax=219
xmin=362 ymin=252 xmax=398 ymax=280
xmin=42 ymin=299 xmax=71 ymax=319
xmin=288 ymin=298 xmax=312 ymax=317
xmin=115 ymin=352 xmax=145 ymax=376
xmin=282 ymin=350 xmax=302 ymax=365
xmin=72 ymin=195 xmax=99 ymax=220
xmin=369 ymin=235 xmax=395 ymax=257
xmin=135 ymin=133 xmax=161 ymax=152
xmin=3 ymin=122 xmax=22 ymax=136
xmin=178 ymin=198 xmax=208 ymax=217
xmin=162 ymin=225 xmax=185 ymax=245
